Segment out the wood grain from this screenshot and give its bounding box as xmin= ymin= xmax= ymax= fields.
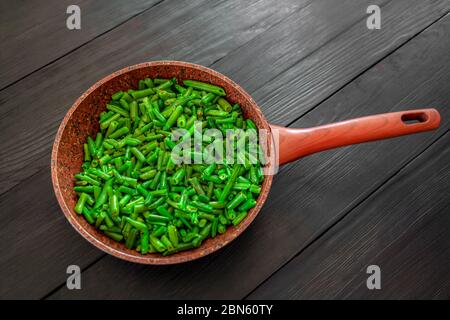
xmin=0 ymin=0 xmax=161 ymax=89
xmin=211 ymin=0 xmax=390 ymax=93
xmin=249 ymin=133 xmax=450 ymax=299
xmin=48 ymin=12 xmax=450 ymax=299
xmin=0 ymin=0 xmax=304 ymax=195
xmin=0 ymin=168 xmax=101 ymax=299
xmin=253 ymin=0 xmax=449 ymax=124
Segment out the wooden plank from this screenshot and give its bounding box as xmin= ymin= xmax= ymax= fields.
xmin=0 ymin=0 xmax=305 ymax=299
xmin=0 ymin=169 xmax=101 ymax=299
xmin=48 ymin=11 xmax=450 ymax=299
xmin=249 ymin=133 xmax=450 ymax=299
xmin=212 ymin=0 xmax=391 ymax=93
xmin=0 ymin=0 xmax=161 ymax=89
xmin=251 ymin=0 xmax=449 ymax=124
xmin=0 ymin=0 xmax=305 ymax=195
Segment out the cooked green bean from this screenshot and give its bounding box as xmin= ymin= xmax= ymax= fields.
xmin=232 ymin=211 xmax=248 ymax=226
xmin=183 ymin=80 xmax=226 ymax=96
xmin=217 ymin=98 xmax=232 ymax=112
xmin=226 ymin=192 xmax=247 ymax=210
xmin=75 ymin=193 xmax=89 ymax=214
xmin=131 ymin=88 xmax=154 ymax=100
xmin=238 ymin=198 xmax=257 ymax=211
xmin=105 ymin=231 xmax=123 ymax=242
xmin=107 ymin=104 xmax=129 ymax=118
xmin=108 ymin=126 xmax=129 ymax=139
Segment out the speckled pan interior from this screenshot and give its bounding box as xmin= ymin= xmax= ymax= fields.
xmin=51 ymin=61 xmax=274 ymax=264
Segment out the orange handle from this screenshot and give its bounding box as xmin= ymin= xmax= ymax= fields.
xmin=271 ymin=108 xmax=441 ymax=165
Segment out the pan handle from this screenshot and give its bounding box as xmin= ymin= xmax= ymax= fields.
xmin=270 ymin=108 xmax=441 ymax=165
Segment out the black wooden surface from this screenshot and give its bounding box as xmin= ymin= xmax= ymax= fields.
xmin=0 ymin=0 xmax=448 ymax=299
xmin=250 ymin=133 xmax=450 ymax=299
xmin=0 ymin=0 xmax=161 ymax=89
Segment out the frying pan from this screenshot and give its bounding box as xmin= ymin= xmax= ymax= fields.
xmin=51 ymin=61 xmax=441 ymax=264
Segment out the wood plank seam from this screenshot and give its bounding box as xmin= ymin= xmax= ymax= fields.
xmin=283 ymin=10 xmax=449 ymax=128
xmin=265 ymin=10 xmax=450 ymax=185
xmin=260 ymin=10 xmax=449 ymax=181
xmin=0 ymin=0 xmax=166 ymax=93
xmin=241 ymin=12 xmax=450 ymax=294
xmin=40 ymin=254 xmax=107 ymax=300
xmin=247 ymin=130 xmax=450 ymax=299
xmin=206 ymin=0 xmax=373 ymax=82
xmin=235 ymin=0 xmax=394 ymax=101
xmin=243 ymin=128 xmax=449 ymax=299
xmin=0 ymin=0 xmax=312 ymax=116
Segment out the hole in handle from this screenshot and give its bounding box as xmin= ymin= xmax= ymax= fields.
xmin=401 ymin=112 xmax=429 ymax=125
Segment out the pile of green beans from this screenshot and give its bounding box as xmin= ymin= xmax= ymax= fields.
xmin=73 ymin=78 xmax=264 ymax=255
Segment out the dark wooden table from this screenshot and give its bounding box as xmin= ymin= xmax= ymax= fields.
xmin=1 ymin=0 xmax=449 ymax=300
